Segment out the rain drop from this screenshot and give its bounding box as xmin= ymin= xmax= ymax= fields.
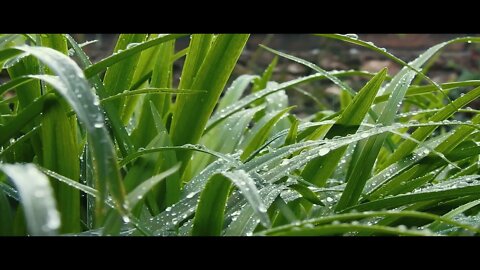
xmin=94 ymin=122 xmax=104 ymax=128
xmin=318 ymin=148 xmax=330 ymax=156
xmin=345 ymin=34 xmax=359 ymax=39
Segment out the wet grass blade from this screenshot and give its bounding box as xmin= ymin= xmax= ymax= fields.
xmin=345 ymin=178 xmax=480 ymax=212
xmin=382 ymin=85 xmax=480 ymax=169
xmin=241 ymin=106 xmax=294 ymax=161
xmin=84 ymin=34 xmax=187 ymax=78
xmin=8 ymin=45 xmax=127 ymax=224
xmin=102 ymin=34 xmax=147 ymax=109
xmin=301 ymin=68 xmax=387 ymax=187
xmin=177 ymin=34 xmax=214 ymax=90
xmin=170 ymin=34 xmax=249 ymax=177
xmin=374 ymin=80 xmax=480 ymax=104
xmin=131 ymin=39 xmax=175 ymax=149
xmin=217 ymin=75 xmax=258 ymax=111
xmin=101 ymin=88 xmax=203 ymax=103
xmin=0 ymin=163 xmax=60 ymax=236
xmin=126 ymin=164 xmax=181 ymax=210
xmin=192 ymin=173 xmax=232 ymax=236
xmin=0 ymin=93 xmax=54 ymax=146
xmin=64 ymin=34 xmax=135 ymax=157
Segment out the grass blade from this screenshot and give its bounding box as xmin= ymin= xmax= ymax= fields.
xmin=301 ymin=68 xmax=387 ymax=187
xmin=192 ymin=173 xmax=232 ymax=236
xmin=9 ymin=45 xmax=127 ymax=224
xmin=170 ymin=34 xmax=249 ymax=177
xmin=0 ymin=163 xmax=60 ymax=236
xmin=84 ymin=34 xmax=187 ymax=78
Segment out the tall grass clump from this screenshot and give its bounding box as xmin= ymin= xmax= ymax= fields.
xmin=1 ymin=33 xmax=480 ymax=236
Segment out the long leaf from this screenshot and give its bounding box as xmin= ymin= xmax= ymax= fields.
xmin=0 ymin=163 xmax=60 ymax=236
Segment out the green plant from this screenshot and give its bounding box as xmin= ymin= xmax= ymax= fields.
xmin=1 ymin=33 xmax=480 ymax=236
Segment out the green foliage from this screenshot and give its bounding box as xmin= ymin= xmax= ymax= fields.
xmin=1 ymin=33 xmax=480 ymax=236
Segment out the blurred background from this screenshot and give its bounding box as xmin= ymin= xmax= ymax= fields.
xmin=57 ymin=34 xmax=480 ymax=113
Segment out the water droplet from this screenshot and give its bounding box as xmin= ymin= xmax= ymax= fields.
xmin=345 ymin=34 xmax=358 ymax=39
xmin=186 ymin=192 xmax=195 ymax=199
xmin=93 ymin=96 xmax=100 ymax=106
xmin=165 ymin=207 xmax=172 ymax=212
xmin=409 ymin=120 xmax=419 ymax=125
xmin=280 ymin=159 xmax=290 ymax=166
xmin=34 ymin=189 xmax=47 ymax=198
xmin=126 ymin=43 xmax=140 ymax=49
xmin=318 ymin=148 xmax=330 ymax=156
xmin=94 ymin=122 xmax=104 ymax=128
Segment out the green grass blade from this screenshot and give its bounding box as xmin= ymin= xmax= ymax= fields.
xmin=64 ymin=34 xmax=135 ymax=157
xmin=170 ymin=34 xmax=249 ymax=177
xmin=149 ymin=103 xmax=181 ymax=208
xmin=121 ymin=34 xmax=162 ymax=123
xmin=100 ymin=88 xmax=203 ymax=103
xmin=126 ymin=164 xmax=181 ymax=210
xmin=223 ymin=170 xmax=270 ymax=227
xmin=284 ymin=115 xmax=299 ymax=146
xmin=374 ymin=80 xmax=480 ymax=104
xmin=336 ymin=72 xmax=417 ymax=211
xmin=131 ymin=39 xmax=175 ymax=149
xmin=192 ymin=173 xmax=232 ymax=236
xmin=37 ymin=34 xmax=80 ymax=234
xmin=428 ymin=199 xmax=480 ymax=231
xmin=0 ymin=76 xmax=35 ymax=96
xmin=269 ymin=223 xmax=432 ymax=236
xmin=260 ymin=45 xmax=357 ymax=97
xmin=241 ymin=106 xmax=294 ymax=161
xmin=345 ymin=176 xmax=480 ymax=212
xmin=40 ymin=98 xmax=80 ymax=233
xmin=207 ymin=73 xmax=327 ymax=132
xmin=6 ymin=55 xmax=41 ymax=111
xmin=316 ymin=34 xmax=451 ymax=100
xmin=382 ymin=85 xmax=480 ymax=169
xmin=0 ymin=93 xmax=53 ymax=146
xmin=301 ymin=68 xmax=387 ymax=187
xmin=191 ymin=106 xmax=264 ymax=176
xmin=217 ymin=75 xmax=258 ymax=111
xmin=102 ymin=34 xmax=147 ymax=108
xmin=178 ymin=34 xmax=214 ymax=90
xmin=40 ymin=166 xmax=99 ymax=199
xmin=83 ymin=34 xmax=187 ymax=78
xmin=252 ymin=56 xmax=278 ymax=93
xmin=0 ymin=163 xmax=60 ymax=236
xmin=11 ymin=45 xmax=126 ymax=224
xmin=224 ymin=184 xmax=285 ymax=236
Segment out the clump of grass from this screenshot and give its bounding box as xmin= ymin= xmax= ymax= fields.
xmin=1 ymin=33 xmax=480 ymax=236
